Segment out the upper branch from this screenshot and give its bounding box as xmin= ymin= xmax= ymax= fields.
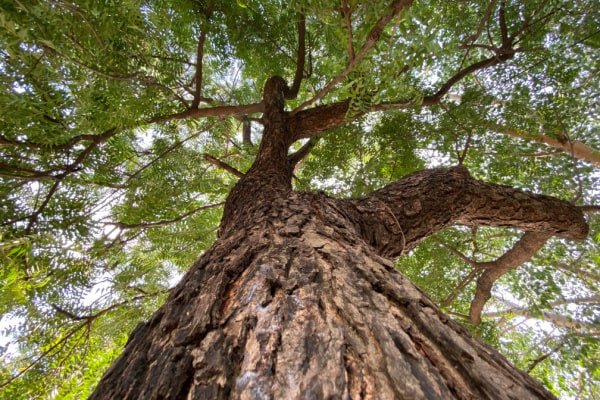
xmin=287 ymin=51 xmax=515 ymax=141
xmin=288 ymin=137 xmax=320 ymax=169
xmin=498 ymin=0 xmax=509 ymax=44
xmin=287 ymin=100 xmax=350 ymax=141
xmin=421 ymin=53 xmax=514 ymax=106
xmin=487 ymin=122 xmax=600 ymax=168
xmin=341 ymin=0 xmax=356 ymax=61
xmin=290 ymin=0 xmax=412 ymax=115
xmin=284 ymin=13 xmax=306 ymax=100
xmin=191 ymin=0 xmax=215 ymax=108
xmin=488 ymin=296 xmax=600 ymax=335
xmin=152 ymin=102 xmax=264 ymax=123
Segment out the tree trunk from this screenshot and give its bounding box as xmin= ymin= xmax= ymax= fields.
xmin=89 ymin=77 xmax=587 ymax=399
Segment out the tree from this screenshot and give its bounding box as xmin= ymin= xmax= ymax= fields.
xmin=0 ymin=0 xmax=598 ymax=398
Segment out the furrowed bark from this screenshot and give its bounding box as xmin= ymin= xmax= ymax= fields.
xmin=90 ymin=192 xmax=556 ymax=400
xmin=90 ymin=165 xmax=586 ymax=399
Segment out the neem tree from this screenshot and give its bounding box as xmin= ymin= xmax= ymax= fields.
xmin=1 ymin=0 xmax=599 ymax=398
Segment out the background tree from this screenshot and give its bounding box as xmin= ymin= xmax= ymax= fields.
xmin=0 ymin=0 xmax=598 ymax=398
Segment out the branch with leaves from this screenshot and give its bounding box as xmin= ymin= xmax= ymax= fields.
xmin=291 ymin=0 xmax=413 ymax=114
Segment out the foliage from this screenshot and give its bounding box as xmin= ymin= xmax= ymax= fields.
xmin=0 ymin=0 xmax=598 ymax=398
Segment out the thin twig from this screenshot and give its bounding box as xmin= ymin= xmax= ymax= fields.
xmin=106 ymin=202 xmax=224 ymax=230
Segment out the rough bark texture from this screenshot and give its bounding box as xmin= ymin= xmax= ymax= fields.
xmin=90 ymin=76 xmax=588 ymax=399
xmin=90 ymin=192 xmax=560 ymax=400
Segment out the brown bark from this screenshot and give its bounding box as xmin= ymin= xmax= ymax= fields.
xmin=89 ymin=170 xmax=586 ymax=399
xmin=90 ymin=76 xmax=588 ymax=399
xmin=90 ymin=192 xmax=558 ymax=400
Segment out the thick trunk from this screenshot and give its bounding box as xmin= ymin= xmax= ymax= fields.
xmin=90 ymin=77 xmax=587 ymax=399
xmin=90 ymin=190 xmax=564 ymax=399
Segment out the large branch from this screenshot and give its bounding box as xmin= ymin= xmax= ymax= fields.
xmin=151 ymin=102 xmax=265 ymax=123
xmin=287 ymin=100 xmax=350 ymax=141
xmin=287 ymin=52 xmax=514 ymax=141
xmin=345 ymin=166 xmax=588 ymax=258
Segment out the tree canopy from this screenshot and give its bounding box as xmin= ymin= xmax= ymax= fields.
xmin=0 ymin=0 xmax=598 ymax=398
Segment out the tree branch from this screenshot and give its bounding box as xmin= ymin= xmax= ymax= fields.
xmin=285 ymin=12 xmax=306 ymax=100
xmin=51 ymin=303 xmax=86 ymax=320
xmin=442 ymin=268 xmax=479 ymax=308
xmin=487 ymin=296 xmax=600 ymax=335
xmin=25 ymin=180 xmax=62 ymax=234
xmin=422 ymin=53 xmax=514 ymax=106
xmin=41 ymin=45 xmax=141 ymax=81
xmin=555 ymin=262 xmax=600 ymax=283
xmin=287 ymin=100 xmax=351 ymax=141
xmin=287 ymin=51 xmax=515 ymax=141
xmin=190 ymin=0 xmax=215 ymax=108
xmin=468 ymin=231 xmax=550 ymax=324
xmin=345 ymin=166 xmax=587 ymax=259
xmin=242 ymin=117 xmax=253 ymax=146
xmin=433 ymin=237 xmax=480 ymax=268
xmin=462 ymin=0 xmax=498 ymax=46
xmin=0 ymin=320 xmax=86 ymax=389
xmin=4 ymin=100 xmax=258 ymax=233
xmin=127 ymin=123 xmax=218 ymax=182
xmin=526 ymin=339 xmax=567 ymax=374
xmin=290 ymin=0 xmax=412 ymax=115
xmin=50 ymin=0 xmax=107 ymax=52
xmin=152 ymin=102 xmax=264 ymax=123
xmin=487 ymin=123 xmax=600 ymax=168
xmin=498 ymin=0 xmax=509 ymax=45
xmin=105 ymin=202 xmax=224 ymax=231
xmin=341 ymin=0 xmax=356 ymax=61
xmin=203 ymin=154 xmax=244 ymax=178
xmin=288 ymin=137 xmax=320 ymax=169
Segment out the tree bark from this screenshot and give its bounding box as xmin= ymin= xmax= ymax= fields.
xmin=90 ymin=76 xmax=588 ymax=399
xmin=90 ymin=192 xmax=563 ymax=400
